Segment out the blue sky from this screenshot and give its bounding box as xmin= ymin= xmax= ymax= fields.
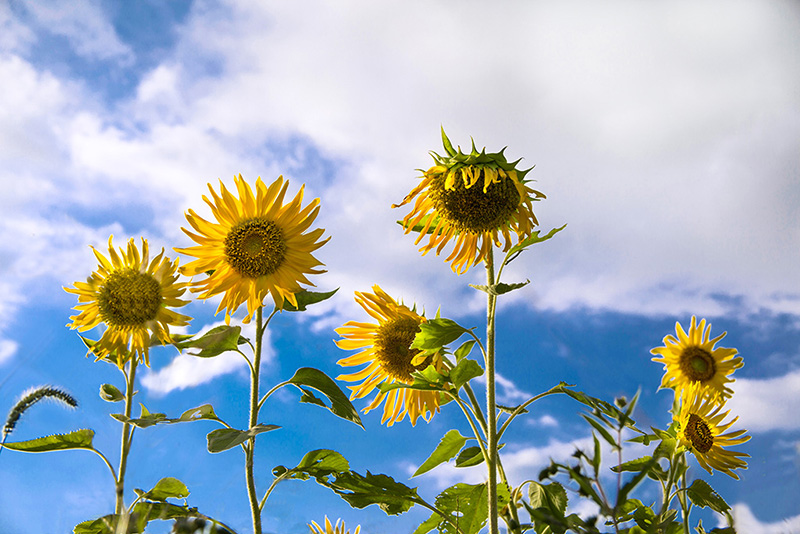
xmin=1 ymin=1 xmax=799 ymax=533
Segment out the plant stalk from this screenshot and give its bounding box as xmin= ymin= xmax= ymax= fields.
xmin=246 ymin=306 xmax=264 ymax=534
xmin=115 ymin=357 xmax=137 ymax=516
xmin=485 ymin=247 xmax=499 ymax=534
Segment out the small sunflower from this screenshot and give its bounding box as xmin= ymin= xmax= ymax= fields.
xmin=393 ymin=128 xmax=545 ymax=274
xmin=308 ymin=517 xmax=361 ymax=534
xmin=65 ymin=236 xmax=191 ymax=367
xmin=676 ymin=388 xmax=750 ymax=479
xmin=651 ymin=316 xmax=743 ymax=404
xmin=335 ymin=285 xmax=444 ymax=426
xmin=175 ymin=174 xmax=329 ymax=322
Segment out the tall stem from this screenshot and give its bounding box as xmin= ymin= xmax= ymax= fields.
xmin=485 ymin=247 xmax=499 ymax=534
xmin=246 ymin=307 xmax=264 ymax=534
xmin=115 ymin=358 xmax=137 ymax=516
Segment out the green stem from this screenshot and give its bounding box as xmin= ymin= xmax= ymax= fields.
xmin=246 ymin=307 xmax=265 ymax=534
xmin=485 ymin=247 xmax=499 ymax=534
xmin=115 ymin=357 xmax=137 ymax=516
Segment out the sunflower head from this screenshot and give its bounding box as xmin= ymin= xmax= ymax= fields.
xmin=65 ymin=236 xmax=192 ymax=367
xmin=393 ymin=128 xmax=545 ymax=274
xmin=651 ymin=316 xmax=743 ymax=405
xmin=308 ymin=517 xmax=361 ymax=534
xmin=676 ymin=387 xmax=750 ymax=479
xmin=175 ymin=174 xmax=329 ymax=323
xmin=335 ymin=285 xmax=444 ymax=426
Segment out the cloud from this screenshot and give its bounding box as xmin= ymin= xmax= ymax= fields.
xmin=141 ymin=321 xmax=273 ymax=395
xmin=727 ymin=369 xmax=800 ymax=432
xmin=0 ymin=339 xmax=18 ymax=365
xmin=728 ymin=503 xmax=800 ymax=533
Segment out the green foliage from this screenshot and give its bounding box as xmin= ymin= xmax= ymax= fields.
xmin=413 ymin=429 xmax=469 ymax=477
xmin=416 ymin=482 xmax=511 ymax=534
xmin=73 ymin=502 xmax=235 ymax=534
xmin=99 ymin=384 xmax=125 ymax=402
xmin=287 ymin=367 xmax=364 ymax=428
xmin=173 ymin=326 xmax=245 ymax=358
xmin=280 ymin=288 xmax=339 ymax=311
xmin=450 ymin=358 xmax=484 ymax=390
xmin=2 ymin=428 xmax=94 ymax=452
xmin=504 ymin=224 xmax=567 ymax=265
xmin=470 ymin=280 xmax=530 ymax=296
xmin=206 ymin=424 xmax=281 ymax=453
xmin=411 ymin=318 xmax=471 ymax=351
xmin=687 ymin=479 xmax=730 ymax=515
xmin=135 ymin=477 xmax=190 ymax=502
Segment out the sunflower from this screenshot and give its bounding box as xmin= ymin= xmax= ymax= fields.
xmin=651 ymin=316 xmax=743 ymax=404
xmin=676 ymin=387 xmax=750 ymax=479
xmin=308 ymin=517 xmax=361 ymax=534
xmin=335 ymin=285 xmax=444 ymax=426
xmin=393 ymin=129 xmax=545 ymax=274
xmin=65 ymin=236 xmax=191 ymax=367
xmin=175 ymin=174 xmax=329 ymax=322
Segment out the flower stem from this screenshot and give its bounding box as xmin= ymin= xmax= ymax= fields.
xmin=246 ymin=307 xmax=264 ymax=534
xmin=115 ymin=357 xmax=137 ymax=516
xmin=485 ymin=247 xmax=499 ymax=534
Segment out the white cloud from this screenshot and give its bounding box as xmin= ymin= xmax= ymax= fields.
xmin=727 ymin=369 xmax=800 ymax=433
xmin=141 ymin=321 xmax=273 ymax=395
xmin=728 ymin=503 xmax=800 ymax=533
xmin=0 ymin=339 xmax=18 ymax=365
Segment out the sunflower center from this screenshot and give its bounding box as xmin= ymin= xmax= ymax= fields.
xmin=97 ymin=268 xmax=162 ymax=327
xmin=374 ymin=316 xmax=429 ymax=382
xmin=429 ymin=166 xmax=520 ymax=234
xmin=224 ymin=218 xmax=287 ymax=278
xmin=679 ymin=346 xmax=716 ymax=382
xmin=685 ymin=413 xmax=714 ymax=453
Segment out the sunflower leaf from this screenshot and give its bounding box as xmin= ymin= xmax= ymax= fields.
xmin=73 ymin=502 xmax=236 ymax=534
xmin=505 ymin=224 xmax=567 ymax=265
xmin=413 ymin=430 xmax=468 ymax=477
xmin=99 ymin=384 xmax=125 ymax=402
xmin=281 ymin=288 xmax=339 ymax=312
xmin=207 ymin=424 xmax=281 ymax=453
xmin=450 ymin=358 xmax=484 ymax=390
xmin=2 ymin=428 xmax=94 ymax=452
xmin=687 ymin=479 xmax=730 ymax=514
xmin=469 ymin=281 xmax=530 ymax=296
xmin=320 ymin=470 xmax=420 ymax=515
xmin=139 ymin=477 xmax=190 ymax=502
xmin=173 ymin=325 xmax=243 ymax=358
xmin=288 ymin=367 xmax=364 ymax=428
xmin=441 ymin=126 xmax=457 ymax=157
xmin=411 ymin=318 xmax=471 ymax=351
xmin=453 ymin=339 xmax=477 ymax=361
xmin=429 ymin=482 xmax=511 ymax=534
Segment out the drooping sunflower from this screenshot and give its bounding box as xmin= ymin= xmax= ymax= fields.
xmin=335 ymin=285 xmax=445 ymax=426
xmin=308 ymin=517 xmax=361 ymax=534
xmin=175 ymin=174 xmax=329 ymax=322
xmin=393 ymin=128 xmax=545 ymax=274
xmin=65 ymin=236 xmax=191 ymax=367
xmin=651 ymin=316 xmax=743 ymax=404
xmin=676 ymin=387 xmax=750 ymax=479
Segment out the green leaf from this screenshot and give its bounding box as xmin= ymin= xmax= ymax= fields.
xmin=687 ymin=479 xmax=730 ymax=514
xmin=454 ymin=446 xmax=484 ymax=468
xmin=99 ymin=384 xmax=124 ymax=402
xmin=141 ymin=477 xmax=190 ymax=502
xmin=74 ymin=502 xmax=236 ymax=534
xmin=324 ymin=470 xmax=419 ymax=516
xmin=288 ymin=367 xmax=363 ymax=428
xmin=207 ymin=424 xmax=280 ymax=453
xmin=581 ymin=414 xmax=620 ymax=451
xmin=410 ymin=318 xmax=470 ymax=351
xmin=281 ymin=288 xmax=339 ymax=311
xmin=174 ymin=325 xmax=244 ymax=358
xmin=453 ymin=339 xmax=477 ymax=361
xmin=3 ymin=428 xmax=94 ymax=452
xmin=413 ymin=430 xmax=468 ymax=477
xmin=177 ymin=404 xmax=220 ymax=423
xmin=617 ymin=456 xmax=658 ymax=505
xmin=450 ymin=358 xmax=484 ymax=390
xmin=529 ymin=481 xmax=568 ymax=516
xmin=505 ymin=224 xmax=567 ymax=264
xmin=431 ymin=482 xmax=511 ymax=534
xmin=469 ymin=280 xmax=530 ymax=296
xmin=591 ymin=433 xmax=601 ymax=475
xmin=611 ymin=456 xmax=655 ymax=473
xmin=413 ymin=513 xmax=443 ymax=534
xmin=441 ymin=126 xmax=457 ymax=157
xmin=653 ymin=436 xmax=677 ymax=459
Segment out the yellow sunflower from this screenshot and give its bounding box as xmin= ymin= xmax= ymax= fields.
xmin=65 ymin=236 xmax=191 ymax=367
xmin=335 ymin=285 xmax=444 ymax=426
xmin=393 ymin=129 xmax=545 ymax=274
xmin=308 ymin=517 xmax=361 ymax=534
xmin=175 ymin=174 xmax=329 ymax=322
xmin=651 ymin=316 xmax=743 ymax=404
xmin=676 ymin=387 xmax=750 ymax=479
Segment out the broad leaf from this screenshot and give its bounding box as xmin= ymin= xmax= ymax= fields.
xmin=505 ymin=224 xmax=567 ymax=264
xmin=207 ymin=424 xmax=280 ymax=453
xmin=174 ymin=325 xmax=244 ymax=358
xmin=411 ymin=318 xmax=470 ymax=350
xmin=529 ymin=481 xmax=568 ymax=516
xmin=453 ymin=339 xmax=477 ymax=361
xmin=325 ymin=471 xmax=419 ymax=516
xmin=3 ymin=428 xmax=94 ymax=452
xmin=687 ymin=479 xmax=730 ymax=515
xmin=73 ymin=502 xmax=235 ymax=534
xmin=288 ymin=367 xmax=363 ymax=428
xmin=99 ymin=384 xmax=124 ymax=402
xmin=450 ymin=358 xmax=484 ymax=389
xmin=140 ymin=477 xmax=190 ymax=502
xmin=469 ymin=280 xmax=530 ymax=296
xmin=413 ymin=430 xmax=468 ymax=477
xmin=429 ymin=482 xmax=511 ymax=534
xmin=281 ymin=288 xmax=339 ymax=311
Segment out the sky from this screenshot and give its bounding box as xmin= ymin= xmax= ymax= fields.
xmin=0 ymin=0 xmax=799 ymax=532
